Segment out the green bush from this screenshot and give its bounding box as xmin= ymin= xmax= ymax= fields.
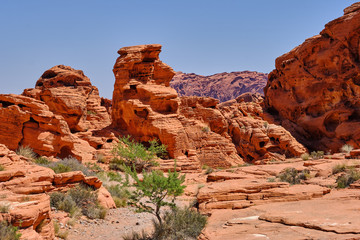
xmin=0 ymin=164 xmax=4 ymax=171
xmin=0 ymin=204 xmax=10 ymax=213
xmin=111 ymin=136 xmax=166 ymax=172
xmin=16 ymin=146 xmax=36 ymax=159
xmin=336 ymin=169 xmax=360 ymax=188
xmin=310 ymin=151 xmax=324 ymax=160
xmin=34 ymin=156 xmax=50 ymax=165
xmin=50 ymin=184 xmax=106 ymax=219
xmin=152 ymin=207 xmax=207 ymax=240
xmin=106 ymin=184 xmax=129 ymax=208
xmin=125 ymin=165 xmax=185 ymax=225
xmin=123 ymin=207 xmax=207 ymax=240
xmin=0 ymin=221 xmax=21 ymax=240
xmin=278 ymin=168 xmax=310 ymax=185
xmin=300 ymin=153 xmax=309 ymax=160
xmin=44 ymin=157 xmax=94 ymax=176
xmin=332 ymin=164 xmax=348 ymax=174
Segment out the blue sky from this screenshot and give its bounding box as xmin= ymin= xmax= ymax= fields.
xmin=0 ymin=0 xmax=358 ymax=98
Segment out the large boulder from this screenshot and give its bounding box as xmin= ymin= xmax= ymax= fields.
xmin=0 ymin=94 xmax=94 ymax=161
xmin=264 ymin=2 xmax=360 ymax=152
xmin=23 ymin=65 xmax=111 ymax=132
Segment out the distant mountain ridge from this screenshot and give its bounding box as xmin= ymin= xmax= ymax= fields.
xmin=170 ymin=71 xmax=268 ymax=102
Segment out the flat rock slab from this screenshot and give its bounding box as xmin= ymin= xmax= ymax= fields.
xmin=202 ymin=197 xmax=360 ymax=240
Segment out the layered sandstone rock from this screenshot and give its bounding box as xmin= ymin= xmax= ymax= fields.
xmin=0 ymin=144 xmax=114 ymax=240
xmin=23 ymin=65 xmax=111 ymax=132
xmin=196 ymin=156 xmax=360 ymax=240
xmin=265 ymin=2 xmax=360 ymax=152
xmin=111 ymin=44 xmax=243 ymax=168
xmin=0 ymin=94 xmax=94 ymax=161
xmin=171 ymin=71 xmax=267 ymax=102
xmin=180 ymin=96 xmax=306 ymax=163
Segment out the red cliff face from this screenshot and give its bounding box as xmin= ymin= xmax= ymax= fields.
xmin=265 ymin=2 xmax=360 ymax=152
xmin=171 ymin=71 xmax=267 ymax=102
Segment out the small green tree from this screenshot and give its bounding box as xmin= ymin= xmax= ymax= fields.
xmin=111 ymin=136 xmax=167 ymax=171
xmin=125 ymin=165 xmax=186 ymax=225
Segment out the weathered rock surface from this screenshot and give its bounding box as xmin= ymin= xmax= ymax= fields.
xmin=23 ymin=65 xmax=111 ymax=132
xmin=180 ymin=96 xmax=306 ymax=163
xmin=194 ymin=153 xmax=360 ymax=239
xmin=111 ymin=44 xmax=243 ymax=168
xmin=171 ymin=71 xmax=267 ymax=102
xmin=265 ymin=2 xmax=360 ymax=152
xmin=0 ymin=144 xmax=114 ymax=240
xmin=0 ymin=94 xmax=94 ymax=161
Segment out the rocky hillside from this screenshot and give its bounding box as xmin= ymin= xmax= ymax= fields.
xmin=171 ymin=71 xmax=267 ymax=102
xmin=265 ymin=2 xmax=360 ymax=152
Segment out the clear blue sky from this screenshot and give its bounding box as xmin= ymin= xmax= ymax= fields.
xmin=0 ymin=0 xmax=358 ymax=98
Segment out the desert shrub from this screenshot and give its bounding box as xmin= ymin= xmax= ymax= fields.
xmin=125 ymin=165 xmax=185 ymax=225
xmin=106 ymin=184 xmax=129 ymax=208
xmin=0 ymin=221 xmax=21 ymax=240
xmin=107 ymin=171 xmax=124 ymax=182
xmin=310 ymin=151 xmax=324 ymax=160
xmin=50 ymin=192 xmax=79 ymax=217
xmin=340 ymin=144 xmax=353 ymax=154
xmin=34 ymin=156 xmax=50 ymax=165
xmin=332 ymin=164 xmax=348 ymax=174
xmin=50 ymin=184 xmax=106 ymax=219
xmin=0 ymin=204 xmax=10 ymax=213
xmin=201 ymin=126 xmax=210 ymax=133
xmin=0 ymin=165 xmax=4 ymax=171
xmin=111 ymin=136 xmax=166 ymax=172
xmin=202 ymin=165 xmax=213 ymax=174
xmin=279 ymin=168 xmax=300 ymax=184
xmin=67 ymin=184 xmax=97 ymax=207
xmin=300 ymin=153 xmax=310 ymax=161
xmin=298 ymin=169 xmax=311 ymax=180
xmin=16 ymin=146 xmax=36 ymax=159
xmin=123 ymin=230 xmax=150 ymax=240
xmin=54 ymin=221 xmax=68 ymax=239
xmin=123 ymin=207 xmax=206 ymax=240
xmin=85 ymin=162 xmax=103 ymax=172
xmin=95 ymin=154 xmax=106 ymax=163
xmin=336 ymin=169 xmax=360 ymax=188
xmin=44 ymin=157 xmax=94 ymax=176
xmin=152 ymin=207 xmax=207 ymax=240
xmin=278 ymin=168 xmax=310 ymax=185
xmin=267 ymin=177 xmax=276 ymax=182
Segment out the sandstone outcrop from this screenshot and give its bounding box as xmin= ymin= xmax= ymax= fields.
xmin=180 ymin=96 xmax=306 ymax=163
xmin=111 ymin=44 xmax=243 ymax=168
xmin=171 ymin=71 xmax=267 ymax=102
xmin=195 ymin=155 xmax=360 ymax=239
xmin=265 ymin=2 xmax=360 ymax=152
xmin=0 ymin=144 xmax=114 ymax=240
xmin=0 ymin=94 xmax=94 ymax=161
xmin=23 ymin=65 xmax=111 ymax=132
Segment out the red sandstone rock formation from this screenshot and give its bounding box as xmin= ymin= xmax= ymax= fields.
xmin=111 ymin=44 xmax=243 ymax=168
xmin=0 ymin=144 xmax=114 ymax=240
xmin=23 ymin=65 xmax=111 ymax=132
xmin=265 ymin=2 xmax=360 ymax=152
xmin=0 ymin=94 xmax=94 ymax=161
xmin=171 ymin=71 xmax=267 ymax=102
xmin=180 ymin=95 xmax=306 ymax=163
